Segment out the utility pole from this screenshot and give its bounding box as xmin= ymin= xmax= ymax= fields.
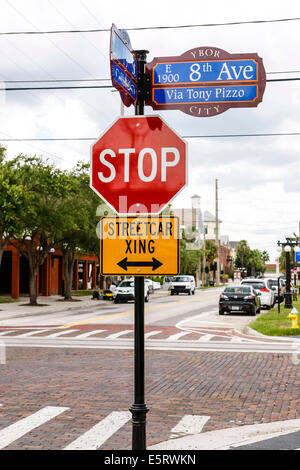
xmin=215 ymin=179 xmax=220 ymax=285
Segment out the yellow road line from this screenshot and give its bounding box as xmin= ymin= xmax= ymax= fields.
xmin=62 ymin=293 xmax=217 ymax=328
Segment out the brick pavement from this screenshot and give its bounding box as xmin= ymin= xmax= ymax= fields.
xmin=0 ymin=347 xmax=299 ymax=450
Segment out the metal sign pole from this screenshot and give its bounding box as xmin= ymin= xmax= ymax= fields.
xmin=129 ymin=49 xmax=149 ymax=451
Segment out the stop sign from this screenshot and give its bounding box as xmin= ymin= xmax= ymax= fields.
xmin=90 ymin=116 xmax=187 ymax=214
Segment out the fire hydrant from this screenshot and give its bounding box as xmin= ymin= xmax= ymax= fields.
xmin=288 ymin=308 xmax=299 ymax=329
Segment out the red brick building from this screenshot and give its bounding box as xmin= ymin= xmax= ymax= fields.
xmin=0 ymin=242 xmax=99 ymax=299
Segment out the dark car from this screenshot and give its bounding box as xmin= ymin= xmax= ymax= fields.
xmin=219 ymin=285 xmax=261 ymax=316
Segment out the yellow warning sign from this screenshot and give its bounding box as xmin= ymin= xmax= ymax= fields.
xmin=100 ymin=216 xmax=180 ymax=276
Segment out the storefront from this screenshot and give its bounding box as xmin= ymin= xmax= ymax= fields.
xmin=0 ymin=243 xmax=99 ymax=298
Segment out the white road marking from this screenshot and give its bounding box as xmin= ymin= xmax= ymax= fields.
xmin=0 ymin=330 xmax=17 ymax=336
xmin=64 ymin=411 xmax=131 ymax=450
xmin=105 ymin=330 xmax=133 ymax=339
xmin=16 ymin=329 xmax=50 ymax=338
xmin=198 ymin=334 xmax=215 ymax=342
xmin=145 ymin=330 xmax=162 ymax=339
xmin=170 ymin=415 xmax=210 ymax=438
xmin=76 ymin=329 xmax=106 ymax=339
xmin=166 ymin=331 xmax=190 ymax=341
xmin=0 ymin=406 xmax=69 ymax=449
xmin=46 ymin=329 xmax=79 ymax=338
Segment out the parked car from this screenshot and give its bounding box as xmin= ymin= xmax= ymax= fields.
xmin=169 ymin=275 xmax=195 ymax=295
xmin=265 ymin=278 xmax=285 ymax=302
xmin=114 ymin=279 xmax=149 ymax=303
xmin=219 ymin=285 xmax=261 ymax=316
xmin=240 ymin=278 xmax=275 ymax=309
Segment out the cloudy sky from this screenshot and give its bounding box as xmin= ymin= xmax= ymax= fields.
xmin=0 ymin=0 xmax=299 ymax=262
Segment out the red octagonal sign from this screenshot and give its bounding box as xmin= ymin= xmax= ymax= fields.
xmin=90 ymin=116 xmax=187 ymax=214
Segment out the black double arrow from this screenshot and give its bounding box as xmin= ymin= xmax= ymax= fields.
xmin=117 ymin=257 xmax=163 ymax=272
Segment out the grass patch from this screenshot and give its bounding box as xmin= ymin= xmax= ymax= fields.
xmin=71 ymin=290 xmax=102 ymax=296
xmin=249 ymin=299 xmax=300 ymax=336
xmin=0 ymin=297 xmax=18 ymax=303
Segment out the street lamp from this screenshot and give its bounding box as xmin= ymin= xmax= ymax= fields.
xmin=277 ymin=236 xmax=299 ymax=309
xmin=284 ymin=245 xmax=292 ymax=308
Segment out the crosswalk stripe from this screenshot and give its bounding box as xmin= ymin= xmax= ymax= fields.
xmin=105 ymin=330 xmax=133 ymax=339
xmin=46 ymin=329 xmax=79 ymax=338
xmin=16 ymin=329 xmax=50 ymax=338
xmin=64 ymin=411 xmax=131 ymax=450
xmin=145 ymin=330 xmax=162 ymax=339
xmin=166 ymin=331 xmax=190 ymax=341
xmin=0 ymin=330 xmax=17 ymax=336
xmin=0 ymin=406 xmax=69 ymax=449
xmin=170 ymin=415 xmax=210 ymax=438
xmin=76 ymin=329 xmax=106 ymax=339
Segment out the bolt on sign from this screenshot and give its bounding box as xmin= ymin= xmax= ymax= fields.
xmin=99 ymin=216 xmax=180 ymax=276
xmin=145 ymin=46 xmax=266 ymax=117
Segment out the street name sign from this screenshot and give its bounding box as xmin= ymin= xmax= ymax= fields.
xmin=90 ymin=116 xmax=187 ymax=215
xmin=295 ymin=251 xmax=300 ymax=263
xmin=146 ymin=47 xmax=266 ymax=117
xmin=100 ymin=216 xmax=180 ymax=276
xmin=110 ymin=24 xmax=137 ymax=107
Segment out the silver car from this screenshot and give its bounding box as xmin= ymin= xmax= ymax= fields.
xmin=265 ymin=278 xmax=285 ymax=302
xmin=240 ymin=278 xmax=275 ymax=309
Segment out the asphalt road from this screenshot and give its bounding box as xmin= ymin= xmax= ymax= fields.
xmin=0 ymin=287 xmax=251 ymax=330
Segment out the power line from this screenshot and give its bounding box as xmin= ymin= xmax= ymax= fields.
xmin=183 ymin=132 xmax=300 ymax=138
xmin=1 ymin=131 xmax=300 ymax=142
xmin=0 ymin=16 xmax=299 ymax=35
xmin=1 ymin=84 xmax=113 ymax=90
xmin=2 ymin=78 xmax=111 ymax=83
xmin=0 ymin=76 xmax=299 ymax=91
xmin=2 ymin=71 xmax=300 ymax=84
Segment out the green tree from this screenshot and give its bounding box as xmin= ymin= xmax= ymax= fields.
xmin=248 ymin=249 xmax=265 ymax=276
xmin=205 ymin=239 xmax=218 ymax=265
xmin=0 ymin=149 xmax=24 ymax=268
xmin=10 ymin=155 xmax=67 ymax=305
xmin=179 ymin=231 xmax=202 ymax=275
xmin=235 ymin=240 xmax=269 ymax=276
xmin=234 ymin=240 xmax=251 ymax=269
xmin=55 ymin=162 xmax=101 ymax=300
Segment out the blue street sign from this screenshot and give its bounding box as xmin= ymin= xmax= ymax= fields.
xmin=152 ymin=59 xmax=258 ymax=86
xmin=111 ymin=63 xmax=137 ymax=101
xmin=152 ymin=84 xmax=258 ymax=105
xmin=295 ymin=251 xmax=300 ymax=263
xmin=110 ymin=24 xmax=137 ymax=82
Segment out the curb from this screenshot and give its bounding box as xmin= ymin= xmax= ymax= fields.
xmin=244 ymin=326 xmax=300 ymax=342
